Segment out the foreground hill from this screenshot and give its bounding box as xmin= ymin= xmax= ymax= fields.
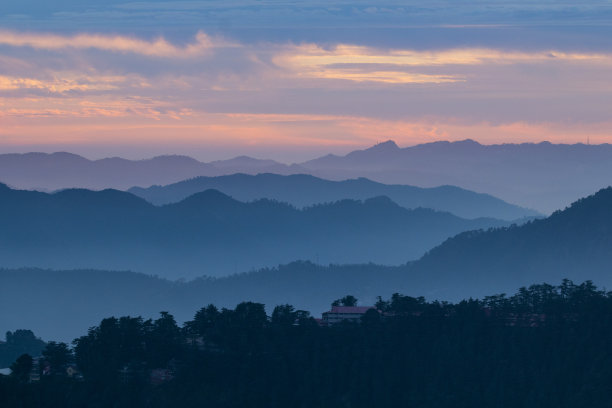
xmin=3 ymin=282 xmax=610 ymax=408
xmin=129 ymin=173 xmax=538 ymax=220
xmin=409 ymin=187 xmax=612 ymax=298
xmin=0 ymin=184 xmax=508 ymax=278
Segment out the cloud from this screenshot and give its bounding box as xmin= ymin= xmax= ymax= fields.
xmin=0 ymin=74 xmax=131 ymax=93
xmin=291 ymin=69 xmax=462 ymax=84
xmin=0 ymin=30 xmax=228 ymax=58
xmin=2 ymin=29 xmax=612 ymax=152
xmin=273 ymin=44 xmax=612 ymax=83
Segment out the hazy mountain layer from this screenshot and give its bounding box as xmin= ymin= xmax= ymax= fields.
xmin=0 ymin=152 xmax=303 ymax=191
xmin=129 ymin=173 xmax=538 ymax=220
xmin=301 ymin=140 xmax=612 ymax=213
xmin=5 ymin=188 xmax=612 ymax=342
xmin=3 ymin=139 xmax=612 ymax=213
xmin=0 ymin=184 xmax=509 ymax=278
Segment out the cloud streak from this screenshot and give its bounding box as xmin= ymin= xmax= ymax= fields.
xmin=277 ymin=44 xmax=612 ymax=67
xmin=0 ymin=74 xmax=132 ymax=93
xmin=274 ymin=44 xmax=612 ymax=83
xmin=0 ymin=30 xmax=226 ymax=58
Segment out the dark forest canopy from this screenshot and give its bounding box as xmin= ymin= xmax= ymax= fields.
xmin=2 ymin=280 xmax=612 ymax=408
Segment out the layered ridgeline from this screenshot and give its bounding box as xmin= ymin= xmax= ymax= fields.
xmin=4 ymin=140 xmax=612 ymax=213
xmin=301 ymin=140 xmax=612 ymax=214
xmin=0 ymin=152 xmax=302 ymax=191
xmin=4 ymin=188 xmax=612 ymax=342
xmin=0 ymin=183 xmax=509 ymax=278
xmin=129 ymin=173 xmax=538 ymax=220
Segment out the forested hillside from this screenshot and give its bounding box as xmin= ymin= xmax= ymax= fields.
xmin=2 ymin=281 xmax=612 ymax=408
xmin=410 ymin=187 xmax=612 ymax=298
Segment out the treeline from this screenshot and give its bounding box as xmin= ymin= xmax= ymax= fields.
xmin=2 ymin=280 xmax=612 ymax=407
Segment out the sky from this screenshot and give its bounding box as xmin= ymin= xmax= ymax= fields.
xmin=1 ymin=1 xmax=612 ymax=161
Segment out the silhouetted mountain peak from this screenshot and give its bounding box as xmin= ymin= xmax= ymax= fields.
xmin=367 ymin=140 xmax=400 ymax=152
xmin=51 ymin=151 xmax=88 ymax=160
xmin=363 ymin=195 xmax=401 ymax=208
xmin=454 ymin=139 xmax=481 ymax=146
xmin=173 ymin=189 xmax=242 ymax=210
xmin=12 ymin=151 xmax=90 ymax=163
xmin=148 ymin=155 xmax=201 ymax=164
xmin=210 ymin=156 xmax=281 ymax=168
xmin=53 ymin=188 xmax=152 ymax=209
xmin=345 ymin=140 xmax=402 ymax=161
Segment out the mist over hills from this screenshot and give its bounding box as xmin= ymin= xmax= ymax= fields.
xmin=0 ymin=263 xmax=409 ymax=342
xmin=4 ymin=187 xmax=612 ymax=342
xmin=3 ymin=139 xmax=612 ymax=213
xmin=129 ymin=173 xmax=538 ymax=220
xmin=0 ymin=183 xmax=509 ymax=279
xmin=0 ymin=152 xmax=301 ymax=191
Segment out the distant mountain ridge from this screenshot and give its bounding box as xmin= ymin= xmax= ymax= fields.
xmin=3 ymin=139 xmax=612 ymax=212
xmin=129 ymin=173 xmax=539 ymax=220
xmin=0 ymin=152 xmax=302 ymax=191
xmin=0 ymin=184 xmax=512 ymax=279
xmin=300 ymin=139 xmax=612 ymax=213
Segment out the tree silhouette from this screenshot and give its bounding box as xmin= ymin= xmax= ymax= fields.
xmin=10 ymin=353 xmax=32 ymax=383
xmin=332 ymin=295 xmax=358 ymax=307
xmin=42 ymin=342 xmax=71 ymax=375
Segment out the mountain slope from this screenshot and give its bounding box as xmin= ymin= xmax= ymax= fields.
xmin=408 ymin=187 xmax=612 ymax=298
xmin=0 ymin=184 xmax=510 ymax=279
xmin=129 ymin=173 xmax=538 ymax=220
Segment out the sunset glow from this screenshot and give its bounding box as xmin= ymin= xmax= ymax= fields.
xmin=1 ymin=2 xmax=611 ymax=159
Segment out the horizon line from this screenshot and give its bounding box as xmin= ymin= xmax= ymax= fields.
xmin=1 ymin=138 xmax=610 ymax=164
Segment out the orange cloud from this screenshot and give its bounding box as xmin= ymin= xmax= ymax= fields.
xmin=292 ymin=69 xmax=462 ymax=84
xmin=0 ymin=30 xmax=226 ymax=58
xmin=273 ymin=44 xmax=612 ymax=84
xmin=277 ymin=44 xmax=612 ymax=67
xmin=0 ymin=74 xmax=131 ymax=93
